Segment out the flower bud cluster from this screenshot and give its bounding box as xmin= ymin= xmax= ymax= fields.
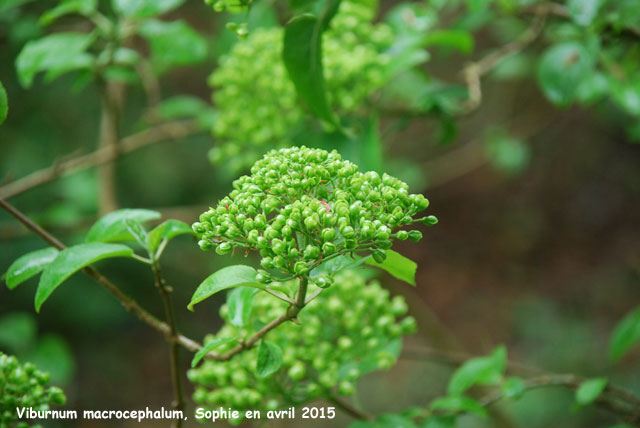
xmin=208 ymin=0 xmax=394 ymax=171
xmin=0 ymin=353 xmax=66 ymax=427
xmin=187 ymin=271 xmax=416 ymax=421
xmin=193 ymin=146 xmax=436 ymax=278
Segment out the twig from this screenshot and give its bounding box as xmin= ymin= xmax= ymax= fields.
xmin=329 ymin=396 xmax=374 ymax=421
xmin=403 ymin=345 xmax=640 ymax=422
xmin=0 ymin=119 xmax=199 ymax=200
xmin=152 ymin=260 xmax=185 ymax=428
xmin=97 ymin=81 xmax=122 ymax=216
xmin=461 ymin=14 xmax=546 ymax=113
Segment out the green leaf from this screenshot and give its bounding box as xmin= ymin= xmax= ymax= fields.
xmin=0 ymin=312 xmax=37 ymax=352
xmin=359 ymin=115 xmax=383 ymax=173
xmin=537 ymin=42 xmax=593 ymax=106
xmin=0 ymin=80 xmax=7 ymax=125
xmin=85 ymin=209 xmax=161 ymax=243
xmin=568 ymin=0 xmax=602 ymax=26
xmin=39 ymin=0 xmax=98 ymax=26
xmin=448 ymin=345 xmax=507 ymax=396
xmin=0 ymin=0 xmax=34 ymax=12
xmin=501 ymin=376 xmax=525 ymax=399
xmin=147 ymin=219 xmax=195 ymax=254
xmin=124 ymin=219 xmax=148 ymax=249
xmin=35 ymin=243 xmax=134 ymax=312
xmin=375 ymin=414 xmax=417 ymax=428
xmin=576 ymin=377 xmax=608 ymax=406
xmin=283 ymin=0 xmax=341 ymax=127
xmin=310 ymin=254 xmax=368 ymax=277
xmin=138 ymin=19 xmax=207 ymax=74
xmin=256 ymin=340 xmax=283 ymax=377
xmin=227 ymin=287 xmax=257 ymax=328
xmin=188 ymin=265 xmax=266 ymax=311
xmin=191 ymin=337 xmax=237 ymax=368
xmin=365 ymin=249 xmax=417 ymax=286
xmin=420 ymin=416 xmax=456 ymax=428
xmin=156 ymin=95 xmax=208 ymax=120
xmin=4 ymin=247 xmax=59 ymax=289
xmin=112 ymin=0 xmax=184 ymax=18
xmin=485 ymin=133 xmax=530 ymax=175
xmin=25 ymin=334 xmax=74 ymax=384
xmin=423 ymin=29 xmax=474 ymax=54
xmin=609 ymin=306 xmax=640 ymax=362
xmin=15 ymin=32 xmax=95 ymax=88
xmin=429 ymin=396 xmax=488 ymax=418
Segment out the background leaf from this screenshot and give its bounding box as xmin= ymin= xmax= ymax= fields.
xmin=283 ymin=0 xmax=341 ymax=127
xmin=188 ymin=265 xmax=265 ymax=311
xmin=15 ymin=32 xmax=95 ymax=88
xmin=568 ymin=0 xmax=603 ymax=26
xmin=0 ymin=80 xmax=7 ymax=125
xmin=39 ymin=0 xmax=98 ymax=26
xmin=576 ymin=377 xmax=608 ymax=406
xmin=365 ymin=249 xmax=417 ymax=286
xmin=501 ymin=376 xmax=525 ymax=399
xmin=4 ymin=247 xmax=58 ymax=289
xmin=85 ymin=209 xmax=161 ymax=243
xmin=537 ymin=42 xmax=593 ymax=106
xmin=0 ymin=312 xmax=37 ymax=352
xmin=609 ymin=306 xmax=640 ymax=362
xmin=138 ymin=20 xmax=208 ymax=74
xmin=35 ymin=243 xmax=134 ymax=312
xmin=423 ymin=29 xmax=474 ymax=54
xmin=112 ymin=0 xmax=185 ymax=19
xmin=429 ymin=396 xmax=488 ymax=418
xmin=448 ymin=345 xmax=507 ymax=395
xmin=256 ymin=340 xmax=283 ymax=377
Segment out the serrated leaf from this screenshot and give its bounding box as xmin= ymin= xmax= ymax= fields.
xmin=365 ymin=250 xmax=417 ymax=286
xmin=609 ymin=306 xmax=640 ymax=362
xmin=283 ymin=0 xmax=341 ymax=128
xmin=537 ymin=42 xmax=593 ymax=106
xmin=188 ymin=265 xmax=266 ymax=311
xmin=147 ymin=219 xmax=195 ymax=254
xmin=15 ymin=32 xmax=95 ymax=88
xmin=138 ymin=19 xmax=207 ymax=74
xmin=4 ymin=247 xmax=59 ymax=289
xmin=501 ymin=376 xmax=525 ymax=399
xmin=112 ymin=0 xmax=184 ymax=18
xmin=448 ymin=345 xmax=507 ymax=396
xmin=227 ymin=287 xmax=257 ymax=328
xmin=0 ymin=312 xmax=37 ymax=351
xmin=0 ymin=80 xmax=7 ymax=125
xmin=256 ymin=340 xmax=283 ymax=377
xmin=86 ymin=209 xmax=161 ymax=243
xmin=39 ymin=0 xmax=98 ymax=26
xmin=429 ymin=396 xmax=488 ymax=418
xmin=576 ymin=377 xmax=607 ymax=406
xmin=35 ymin=243 xmax=134 ymax=312
xmin=191 ymin=337 xmax=237 ymax=368
xmin=568 ymin=0 xmax=602 ymax=26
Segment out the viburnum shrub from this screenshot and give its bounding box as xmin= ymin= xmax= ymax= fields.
xmin=193 ymin=146 xmax=436 ymax=283
xmin=188 ymin=271 xmax=417 ymax=423
xmin=0 ymin=353 xmax=65 ymax=428
xmin=207 ymin=1 xmax=393 ymax=170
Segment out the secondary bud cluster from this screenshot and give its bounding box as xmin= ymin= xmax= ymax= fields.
xmin=0 ymin=353 xmax=66 ymax=427
xmin=187 ymin=271 xmax=416 ymax=422
xmin=193 ymin=147 xmax=436 ymax=278
xmin=208 ymin=0 xmax=394 ymax=171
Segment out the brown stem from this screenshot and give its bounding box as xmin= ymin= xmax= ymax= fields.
xmin=0 ymin=119 xmax=199 ymax=200
xmin=152 ymin=261 xmax=184 ymax=428
xmin=97 ymin=81 xmax=121 ymax=216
